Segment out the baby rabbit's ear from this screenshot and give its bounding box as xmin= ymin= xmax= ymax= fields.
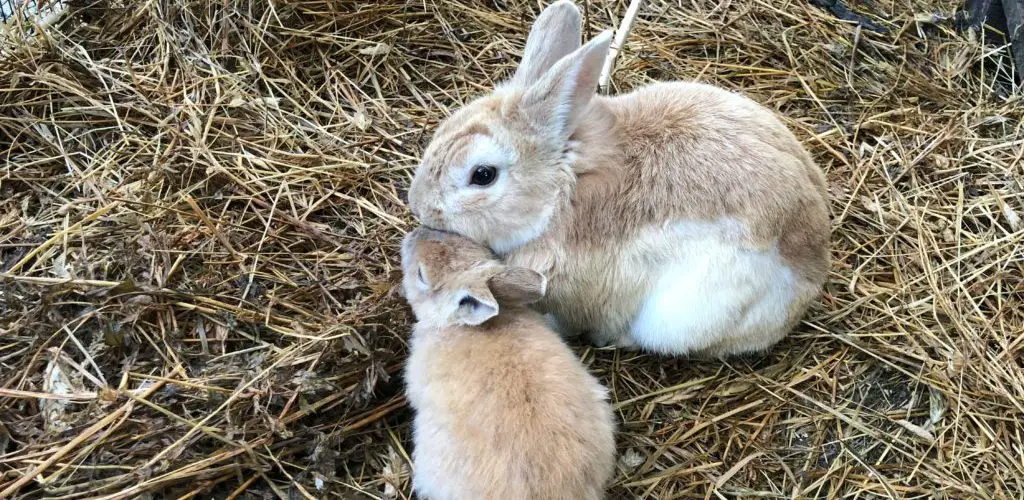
xmin=520 ymin=30 xmax=613 ymax=140
xmin=510 ymin=0 xmax=583 ymax=88
xmin=488 ymin=267 xmax=547 ymax=306
xmin=452 ymin=282 xmax=499 ymax=326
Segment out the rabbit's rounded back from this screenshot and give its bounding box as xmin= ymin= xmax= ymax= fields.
xmin=406 ymin=321 xmax=616 ymax=500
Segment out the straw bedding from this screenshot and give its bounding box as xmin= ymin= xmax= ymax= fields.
xmin=1 ymin=0 xmax=1022 ymax=498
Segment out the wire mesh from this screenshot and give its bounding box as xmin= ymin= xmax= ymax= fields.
xmin=1 ymin=0 xmax=65 ymax=23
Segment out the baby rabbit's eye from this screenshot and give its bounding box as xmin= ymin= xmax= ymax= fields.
xmin=469 ymin=165 xmax=498 ymax=186
xmin=417 ymin=265 xmax=429 ymax=287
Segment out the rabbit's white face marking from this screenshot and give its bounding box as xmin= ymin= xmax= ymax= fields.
xmin=435 ymin=134 xmax=502 ymax=220
xmin=463 ymin=135 xmax=514 ymax=177
xmin=436 ymin=132 xmax=558 ymax=254
xmin=450 ymin=134 xmax=514 ymax=205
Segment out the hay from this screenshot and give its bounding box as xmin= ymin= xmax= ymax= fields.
xmin=0 ymin=0 xmax=1022 ymax=497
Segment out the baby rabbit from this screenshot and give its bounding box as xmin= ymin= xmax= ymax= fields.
xmin=407 ymin=0 xmax=829 ymax=357
xmin=400 ymin=227 xmax=616 ymax=500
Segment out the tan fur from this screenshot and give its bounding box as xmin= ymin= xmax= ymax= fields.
xmin=407 ymin=2 xmax=830 ymax=357
xmin=400 ymin=227 xmax=616 ymax=500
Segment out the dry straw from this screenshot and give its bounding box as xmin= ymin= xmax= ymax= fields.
xmin=1 ymin=0 xmax=1023 ymax=498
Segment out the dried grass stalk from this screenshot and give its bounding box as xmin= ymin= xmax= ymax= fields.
xmin=1 ymin=0 xmax=1022 ymax=498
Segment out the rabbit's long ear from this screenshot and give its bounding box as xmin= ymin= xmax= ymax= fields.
xmin=520 ymin=30 xmax=612 ymax=139
xmin=450 ymin=266 xmax=545 ymax=326
xmin=510 ymin=0 xmax=583 ymax=88
xmin=488 ymin=266 xmax=546 ymax=306
xmin=451 ymin=281 xmax=499 ymax=326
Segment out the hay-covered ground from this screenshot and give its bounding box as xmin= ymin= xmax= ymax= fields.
xmin=1 ymin=0 xmax=1022 ymax=498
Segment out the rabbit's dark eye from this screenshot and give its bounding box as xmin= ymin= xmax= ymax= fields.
xmin=470 ymin=165 xmax=497 ymax=186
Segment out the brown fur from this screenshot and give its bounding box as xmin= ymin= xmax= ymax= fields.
xmin=407 ymin=2 xmax=830 ymax=357
xmin=400 ymin=227 xmax=616 ymax=500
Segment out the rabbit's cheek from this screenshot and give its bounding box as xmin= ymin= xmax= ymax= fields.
xmin=462 ymin=192 xmax=490 ymax=210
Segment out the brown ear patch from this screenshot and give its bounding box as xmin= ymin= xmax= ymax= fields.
xmin=488 ymin=267 xmax=547 ymax=305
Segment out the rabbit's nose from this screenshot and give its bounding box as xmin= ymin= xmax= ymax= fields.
xmin=405 ymin=191 xmax=421 ymax=219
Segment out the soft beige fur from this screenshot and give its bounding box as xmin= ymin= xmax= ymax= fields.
xmin=407 ymin=1 xmax=829 ymax=357
xmin=400 ymin=227 xmax=616 ymax=500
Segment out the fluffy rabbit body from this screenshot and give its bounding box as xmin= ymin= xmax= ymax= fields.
xmin=400 ymin=227 xmax=616 ymax=500
xmin=407 ymin=0 xmax=829 ymax=356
